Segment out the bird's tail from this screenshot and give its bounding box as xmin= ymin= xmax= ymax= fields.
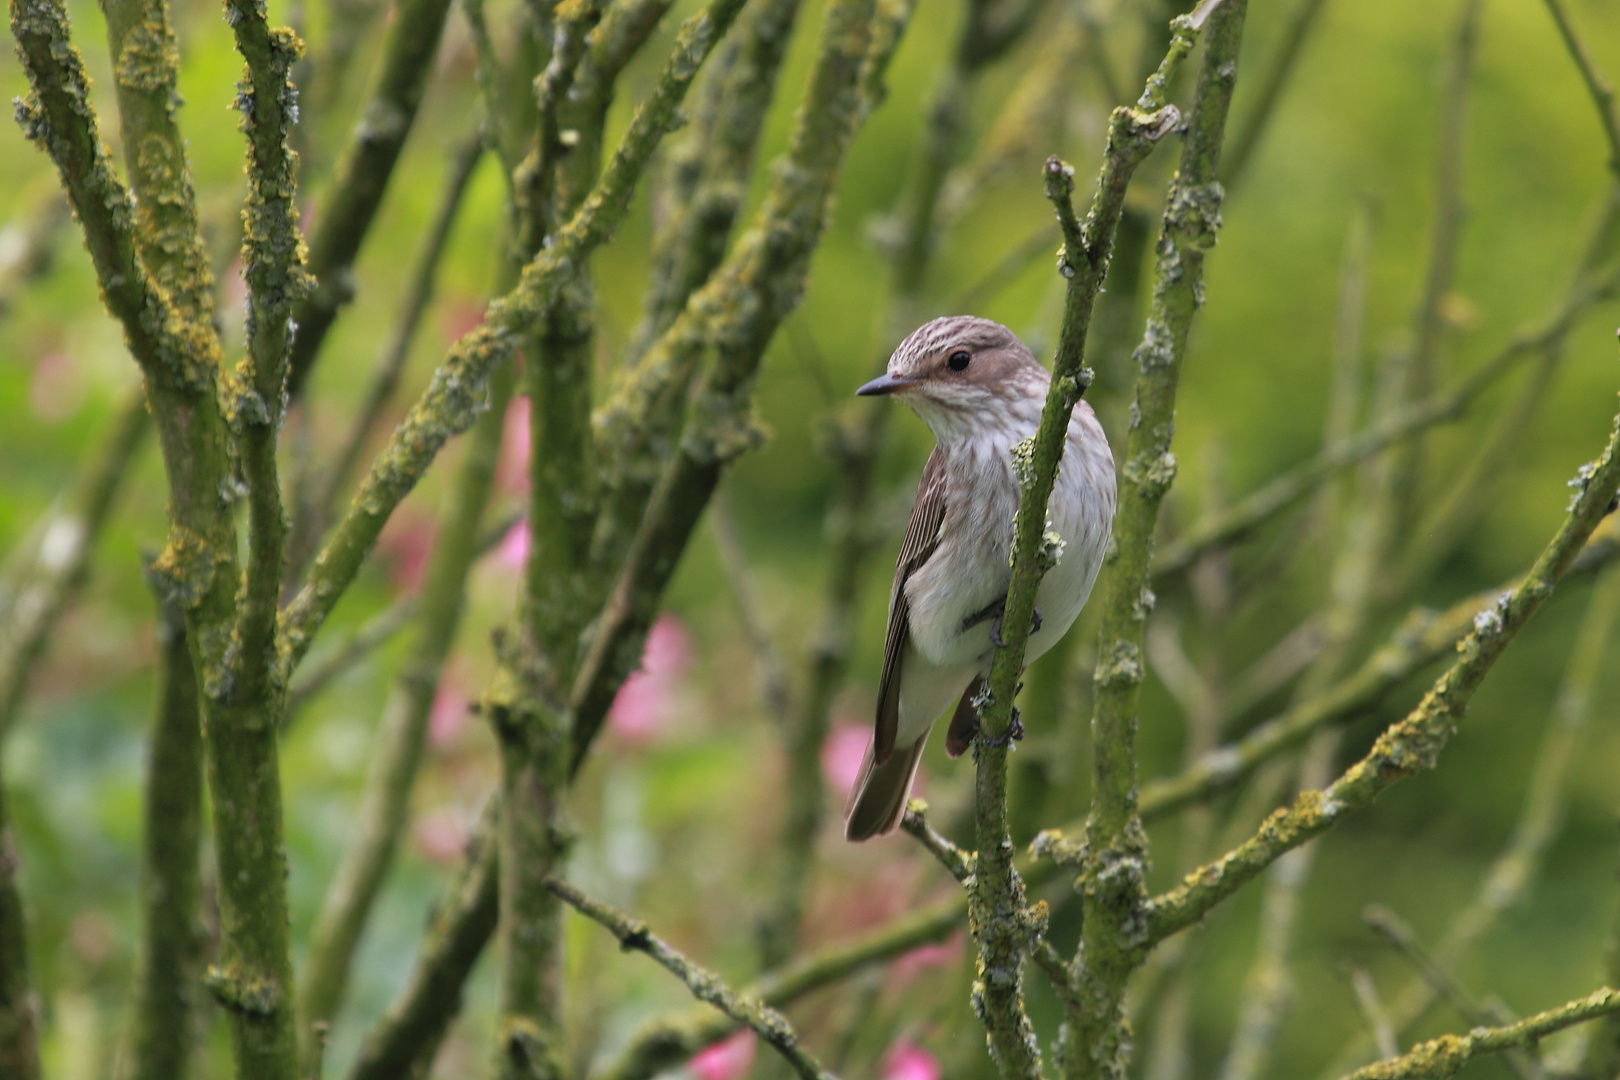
xmin=843 ymin=733 xmax=928 ymax=841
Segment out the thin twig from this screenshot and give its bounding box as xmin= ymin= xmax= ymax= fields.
xmin=545 ymin=875 xmax=839 ymax=1079
xmin=1538 ymin=0 xmax=1620 ymax=185
xmin=1350 ymin=969 xmax=1401 ymax=1061
xmin=902 ymin=801 xmax=977 ymax=884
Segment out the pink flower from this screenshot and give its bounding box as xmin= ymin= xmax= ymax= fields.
xmin=892 ymin=931 xmax=964 ymax=983
xmin=607 ymin=614 xmax=693 ymax=744
xmin=497 ymin=518 xmax=530 ymax=571
xmin=29 ymin=352 xmax=83 ymax=421
xmin=412 ymin=811 xmax=469 ymax=866
xmin=377 ymin=508 xmax=436 ymax=592
xmin=820 ymin=723 xmax=871 ymax=796
xmin=497 ymin=395 xmax=530 ymax=495
xmin=882 ymin=1040 xmax=941 ymax=1080
xmin=688 ymin=1031 xmax=755 ymax=1080
xmin=429 ymin=675 xmax=470 ymax=747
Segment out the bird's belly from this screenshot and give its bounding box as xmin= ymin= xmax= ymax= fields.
xmin=903 ymin=536 xmax=1008 ymax=669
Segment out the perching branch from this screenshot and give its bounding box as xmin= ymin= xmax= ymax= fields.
xmin=1333 ymin=988 xmax=1620 ymax=1080
xmin=545 ymin=875 xmax=839 ymax=1080
xmin=1061 ymin=3 xmax=1246 ymax=1076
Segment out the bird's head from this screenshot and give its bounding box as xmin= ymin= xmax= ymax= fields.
xmin=857 ymin=315 xmax=1048 ymax=439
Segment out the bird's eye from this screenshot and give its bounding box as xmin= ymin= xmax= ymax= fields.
xmin=948 ymin=350 xmax=971 ymax=372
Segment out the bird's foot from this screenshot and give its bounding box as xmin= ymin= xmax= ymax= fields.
xmin=979 ymin=706 xmax=1024 ymax=749
xmin=963 ymin=597 xmax=1007 ymax=642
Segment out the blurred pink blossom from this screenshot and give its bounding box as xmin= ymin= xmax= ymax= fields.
xmin=412 ymin=811 xmax=469 ymax=866
xmin=882 ymin=1040 xmax=941 ymax=1080
xmin=607 ymin=614 xmax=693 ymax=744
xmin=377 ymin=508 xmax=436 ymax=592
xmin=429 ymin=674 xmax=471 ymax=747
xmin=820 ymin=723 xmax=870 ymax=796
xmin=892 ymin=931 xmax=964 ymax=984
xmin=497 ymin=518 xmax=530 ymax=571
xmin=688 ymin=1031 xmax=755 ymax=1080
xmin=497 ymin=394 xmax=530 ymax=494
xmin=29 ymin=352 xmax=84 ymax=421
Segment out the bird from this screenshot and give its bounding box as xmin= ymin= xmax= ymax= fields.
xmin=844 ymin=315 xmax=1116 ymax=841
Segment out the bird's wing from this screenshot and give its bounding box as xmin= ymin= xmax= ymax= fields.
xmin=875 ymin=447 xmax=947 ymax=764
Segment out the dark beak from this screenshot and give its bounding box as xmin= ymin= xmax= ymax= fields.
xmin=855 ymin=372 xmax=913 ymax=397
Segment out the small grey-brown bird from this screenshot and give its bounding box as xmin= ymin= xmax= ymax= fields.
xmin=844 ymin=315 xmax=1116 ymax=841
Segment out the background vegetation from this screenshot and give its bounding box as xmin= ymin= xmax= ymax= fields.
xmin=2 ymin=0 xmax=1619 ymax=1077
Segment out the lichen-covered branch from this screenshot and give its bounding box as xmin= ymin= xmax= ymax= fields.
xmin=13 ymin=1 xmax=298 ymax=1074
xmin=284 ymin=0 xmax=459 ymax=398
xmin=1145 ymin=399 xmax=1620 ymax=944
xmin=121 ymin=566 xmax=205 ymax=1080
xmin=595 ymin=0 xmax=807 ymax=577
xmin=1333 ymin=988 xmax=1620 ymax=1080
xmin=224 ymin=0 xmax=307 ymax=711
xmin=1060 ymin=3 xmax=1245 ymax=1076
xmin=967 ymin=64 xmax=1189 ymax=1063
xmin=545 ymin=875 xmax=838 ymax=1079
xmin=1320 ymin=559 xmax=1620 ymax=1078
xmin=279 ymin=0 xmax=752 ymax=668
xmin=569 ymin=0 xmax=904 ymax=769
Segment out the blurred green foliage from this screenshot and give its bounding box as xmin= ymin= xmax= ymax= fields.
xmin=2 ymin=0 xmax=1619 ymax=1076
